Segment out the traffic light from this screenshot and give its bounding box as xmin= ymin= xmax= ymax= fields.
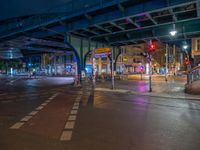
xmin=148 ymin=41 xmax=157 ymax=53
xmin=184 ymin=58 xmax=190 ymax=66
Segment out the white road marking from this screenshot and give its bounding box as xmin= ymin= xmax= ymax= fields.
xmin=74 ymin=102 xmax=79 ymax=106
xmin=70 ymin=110 xmax=78 ymax=115
xmin=75 ymin=97 xmax=80 ymax=100
xmin=41 ymin=103 xmax=48 ymax=106
xmin=54 ymin=93 xmax=59 ymax=96
xmin=60 ymin=131 xmax=72 ymax=141
xmin=68 ymin=115 xmax=76 ymax=121
xmin=72 ymin=106 xmax=79 ymax=110
xmin=36 ymin=106 xmax=44 ymax=110
xmin=21 ymin=116 xmax=32 ymax=122
xmin=75 ymin=99 xmax=80 ymax=102
xmin=10 ymin=122 xmax=24 ymax=129
xmin=65 ymin=121 xmax=75 ymax=129
xmin=29 ymin=111 xmax=38 ymax=116
xmin=9 ymin=93 xmax=58 ymax=130
xmin=52 ymin=95 xmax=57 ymax=98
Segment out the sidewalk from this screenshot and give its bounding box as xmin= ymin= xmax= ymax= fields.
xmin=185 ymin=80 xmax=200 ymax=95
xmin=95 ymin=80 xmax=200 ymax=100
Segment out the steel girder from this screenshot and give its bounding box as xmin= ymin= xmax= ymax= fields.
xmin=107 ymin=18 xmax=200 ymax=44
xmin=0 ymin=0 xmax=128 ymax=40
xmin=29 ymin=0 xmax=198 ymax=46
xmin=32 ymin=0 xmax=195 ymax=37
xmin=0 ymin=0 xmax=194 ymax=40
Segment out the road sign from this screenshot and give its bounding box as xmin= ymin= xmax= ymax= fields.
xmin=94 ymin=52 xmax=108 ymax=58
xmin=94 ymin=48 xmax=111 ymax=54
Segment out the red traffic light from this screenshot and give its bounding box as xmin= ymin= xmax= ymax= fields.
xmin=148 ymin=42 xmax=157 ymax=53
xmin=184 ymin=59 xmax=190 ymax=66
xmin=150 ymin=44 xmax=155 ymax=49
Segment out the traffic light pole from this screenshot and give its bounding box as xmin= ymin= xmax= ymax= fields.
xmin=147 ymin=40 xmax=156 ymax=92
xmin=149 ymin=54 xmax=152 ymax=92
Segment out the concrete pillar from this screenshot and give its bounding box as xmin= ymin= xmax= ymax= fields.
xmin=124 ymin=66 xmax=127 ymax=74
xmin=98 ymin=58 xmax=102 ymax=75
xmin=107 ymin=57 xmax=110 ymax=74
xmin=120 ymin=64 xmax=123 ymax=73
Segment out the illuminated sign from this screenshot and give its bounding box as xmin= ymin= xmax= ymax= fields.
xmin=94 ymin=52 xmax=108 ymax=58
xmin=94 ymin=48 xmax=111 ymax=54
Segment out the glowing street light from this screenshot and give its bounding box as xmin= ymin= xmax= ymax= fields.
xmin=169 ymin=24 xmax=177 ymax=37
xmin=183 ymin=43 xmax=188 ymax=50
xmin=170 ymin=30 xmax=177 ymax=36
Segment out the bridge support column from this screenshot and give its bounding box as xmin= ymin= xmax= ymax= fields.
xmin=106 ymin=57 xmax=110 ymax=74
xmin=98 ymin=58 xmax=102 ymax=75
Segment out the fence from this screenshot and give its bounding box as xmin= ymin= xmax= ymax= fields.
xmin=187 ymin=66 xmax=200 ymax=84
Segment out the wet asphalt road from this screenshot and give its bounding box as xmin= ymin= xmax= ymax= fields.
xmin=0 ymin=78 xmax=200 ymax=150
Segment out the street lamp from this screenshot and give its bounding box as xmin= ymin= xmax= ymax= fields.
xmin=183 ymin=42 xmax=188 ymax=50
xmin=170 ymin=24 xmax=177 ymax=37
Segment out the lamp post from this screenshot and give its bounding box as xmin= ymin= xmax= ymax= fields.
xmin=168 ymin=23 xmax=178 ymax=81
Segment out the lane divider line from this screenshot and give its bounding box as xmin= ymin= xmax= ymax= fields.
xmin=10 ymin=122 xmax=24 ymax=129
xmin=70 ymin=110 xmax=78 ymax=115
xmin=64 ymin=121 xmax=75 ymax=129
xmin=20 ymin=116 xmax=32 ymax=122
xmin=68 ymin=115 xmax=76 ymax=121
xmin=36 ymin=106 xmax=44 ymax=110
xmin=10 ymin=93 xmax=59 ymax=130
xmin=72 ymin=106 xmax=79 ymax=110
xmin=41 ymin=103 xmax=48 ymax=106
xmin=29 ymin=111 xmax=38 ymax=116
xmin=60 ymin=131 xmax=72 ymax=141
xmin=74 ymin=102 xmax=80 ymax=106
xmin=60 ymin=90 xmax=84 ymax=141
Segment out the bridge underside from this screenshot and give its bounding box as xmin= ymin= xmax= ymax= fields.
xmin=0 ymin=0 xmax=199 ymax=73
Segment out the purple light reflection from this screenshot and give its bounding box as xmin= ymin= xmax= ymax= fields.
xmin=135 ymin=81 xmax=147 ymax=93
xmin=134 ymin=97 xmax=147 ymax=107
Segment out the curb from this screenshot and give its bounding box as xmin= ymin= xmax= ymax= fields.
xmin=95 ymin=88 xmax=200 ymax=101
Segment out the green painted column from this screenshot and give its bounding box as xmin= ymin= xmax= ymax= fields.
xmin=80 ymin=38 xmax=83 ymax=71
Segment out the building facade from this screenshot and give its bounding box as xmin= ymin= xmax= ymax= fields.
xmin=192 ymin=38 xmax=200 ymax=66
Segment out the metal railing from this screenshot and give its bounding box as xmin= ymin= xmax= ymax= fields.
xmin=187 ymin=66 xmax=200 ymax=84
